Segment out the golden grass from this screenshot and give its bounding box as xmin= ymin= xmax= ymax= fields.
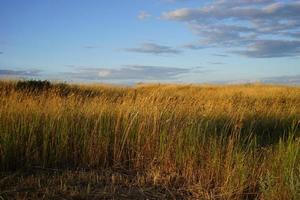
xmin=0 ymin=80 xmax=299 ymax=199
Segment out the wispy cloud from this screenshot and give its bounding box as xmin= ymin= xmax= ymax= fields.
xmin=124 ymin=43 xmax=181 ymax=55
xmin=209 ymin=62 xmax=225 ymax=65
xmin=83 ymin=45 xmax=98 ymax=49
xmin=213 ymin=74 xmax=300 ymax=85
xmin=162 ymin=0 xmax=300 ymax=58
xmin=183 ymin=43 xmax=206 ymax=50
xmin=64 ymin=65 xmax=203 ymax=81
xmin=0 ymin=69 xmax=41 ymax=77
xmin=138 ymin=11 xmax=151 ymax=20
xmin=234 ymin=40 xmax=300 ymax=58
xmin=260 ymin=74 xmax=300 ymax=84
xmin=212 ymin=54 xmax=229 ymax=57
xmin=163 ymin=0 xmax=194 ymax=3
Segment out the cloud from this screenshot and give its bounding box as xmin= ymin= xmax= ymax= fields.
xmin=260 ymin=74 xmax=300 ymax=84
xmin=213 ymin=74 xmax=300 ymax=85
xmin=138 ymin=11 xmax=151 ymax=20
xmin=234 ymin=40 xmax=300 ymax=58
xmin=188 ymin=24 xmax=256 ymax=46
xmin=212 ymin=54 xmax=229 ymax=57
xmin=64 ymin=65 xmax=202 ymax=81
xmin=286 ymin=32 xmax=300 ymax=39
xmin=162 ymin=0 xmax=300 ymax=57
xmin=163 ymin=0 xmax=194 ymax=2
xmin=209 ymin=62 xmax=225 ymax=65
xmin=98 ymin=69 xmax=111 ymax=77
xmin=162 ymin=1 xmax=300 ymax=21
xmin=124 ymin=43 xmax=181 ymax=55
xmin=0 ymin=52 xmax=3 ymax=54
xmin=183 ymin=43 xmax=206 ymax=50
xmin=0 ymin=69 xmax=41 ymax=77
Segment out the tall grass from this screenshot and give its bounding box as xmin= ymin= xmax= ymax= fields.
xmin=0 ymin=80 xmax=299 ymax=199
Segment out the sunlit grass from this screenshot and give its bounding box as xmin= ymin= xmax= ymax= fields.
xmin=0 ymin=80 xmax=299 ymax=199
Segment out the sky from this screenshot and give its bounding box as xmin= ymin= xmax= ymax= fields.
xmin=0 ymin=0 xmax=300 ymax=84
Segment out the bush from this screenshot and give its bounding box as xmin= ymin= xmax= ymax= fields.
xmin=16 ymin=80 xmax=52 ymax=93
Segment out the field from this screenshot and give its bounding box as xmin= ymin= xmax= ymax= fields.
xmin=0 ymin=80 xmax=299 ymax=199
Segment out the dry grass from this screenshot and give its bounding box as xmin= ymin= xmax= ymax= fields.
xmin=0 ymin=80 xmax=299 ymax=199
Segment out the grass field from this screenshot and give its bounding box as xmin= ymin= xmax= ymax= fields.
xmin=0 ymin=80 xmax=299 ymax=199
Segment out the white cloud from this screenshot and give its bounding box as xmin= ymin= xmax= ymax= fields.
xmin=98 ymin=70 xmax=111 ymax=77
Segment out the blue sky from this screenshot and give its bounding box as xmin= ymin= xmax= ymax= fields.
xmin=0 ymin=0 xmax=299 ymax=84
